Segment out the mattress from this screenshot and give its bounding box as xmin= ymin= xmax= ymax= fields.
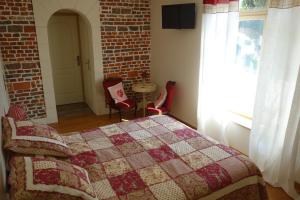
xmin=62 ymin=115 xmax=268 ymax=200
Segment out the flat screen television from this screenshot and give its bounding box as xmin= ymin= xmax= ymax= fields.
xmin=162 ymin=3 xmax=195 ymax=29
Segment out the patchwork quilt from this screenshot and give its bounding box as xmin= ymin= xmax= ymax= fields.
xmin=62 ymin=115 xmax=268 ymax=200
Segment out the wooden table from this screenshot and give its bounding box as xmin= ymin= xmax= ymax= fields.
xmin=132 ymin=82 xmax=157 ymax=116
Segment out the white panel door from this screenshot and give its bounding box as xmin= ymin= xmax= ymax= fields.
xmin=48 ymin=15 xmax=83 ymax=105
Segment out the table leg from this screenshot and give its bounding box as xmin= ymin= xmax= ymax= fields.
xmin=143 ymin=93 xmax=146 ymax=117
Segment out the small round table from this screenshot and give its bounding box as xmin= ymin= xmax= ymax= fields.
xmin=132 ymin=82 xmax=157 ymax=117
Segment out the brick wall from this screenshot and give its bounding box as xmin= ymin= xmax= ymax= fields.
xmin=0 ymin=0 xmax=46 ymax=119
xmin=99 ymin=0 xmax=151 ymax=98
xmin=0 ymin=0 xmax=151 ymax=119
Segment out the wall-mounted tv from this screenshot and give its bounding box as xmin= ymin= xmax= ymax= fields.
xmin=162 ymin=3 xmax=195 ymax=29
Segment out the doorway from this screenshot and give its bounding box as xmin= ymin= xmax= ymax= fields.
xmin=48 ymin=10 xmax=93 ymax=118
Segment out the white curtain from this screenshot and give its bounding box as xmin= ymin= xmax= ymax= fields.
xmin=249 ymin=5 xmax=300 ymax=199
xmin=197 ymin=2 xmax=239 ymax=144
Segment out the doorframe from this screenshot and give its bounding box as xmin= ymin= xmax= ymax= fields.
xmin=32 ymin=0 xmax=106 ymax=123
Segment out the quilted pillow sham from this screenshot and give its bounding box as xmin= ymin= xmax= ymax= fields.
xmin=6 ymin=104 xmax=28 ymax=121
xmin=2 ymin=117 xmax=72 ymax=157
xmin=9 ymin=156 xmax=98 ymax=200
xmin=107 ymin=82 xmax=128 ymax=103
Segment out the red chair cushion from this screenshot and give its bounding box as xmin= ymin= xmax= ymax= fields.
xmin=163 ymin=82 xmax=176 ymax=111
xmin=116 ymin=99 xmax=136 ymax=110
xmin=147 ymin=103 xmax=168 ymax=115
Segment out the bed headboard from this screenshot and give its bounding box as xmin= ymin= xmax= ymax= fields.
xmin=0 ymin=55 xmax=9 ymax=195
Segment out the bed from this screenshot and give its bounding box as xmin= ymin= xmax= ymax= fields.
xmin=0 ymin=62 xmax=268 ymax=199
xmin=58 ymin=115 xmax=268 ymax=200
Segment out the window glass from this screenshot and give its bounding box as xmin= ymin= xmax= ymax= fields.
xmin=240 ymin=0 xmax=267 ymax=10
xmin=236 ymin=20 xmax=264 ymax=74
xmin=229 ymin=20 xmax=264 ymax=117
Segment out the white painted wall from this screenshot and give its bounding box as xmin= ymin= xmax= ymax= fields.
xmin=151 ymin=0 xmax=202 ymax=127
xmin=0 ymin=56 xmax=9 ymax=112
xmin=0 ymin=54 xmax=9 ymax=195
xmin=150 ymin=0 xmax=251 ymax=155
xmin=297 ymin=146 xmax=300 ymax=183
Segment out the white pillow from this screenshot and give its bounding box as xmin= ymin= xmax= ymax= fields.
xmin=107 ymin=82 xmax=128 ymax=103
xmin=154 ymin=89 xmax=167 ymax=108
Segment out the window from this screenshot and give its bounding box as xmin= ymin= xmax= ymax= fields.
xmin=240 ymin=0 xmax=267 ymax=10
xmin=229 ymin=0 xmax=267 ymax=119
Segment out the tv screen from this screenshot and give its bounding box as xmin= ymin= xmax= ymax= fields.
xmin=179 ymin=4 xmax=195 ymax=29
xmin=162 ymin=5 xmax=180 ymax=29
xmin=162 ymin=3 xmax=195 ymax=29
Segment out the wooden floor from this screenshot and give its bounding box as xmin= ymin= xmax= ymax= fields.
xmin=49 ymin=111 xmax=296 ymax=200
xmin=56 ymin=102 xmax=93 ymax=118
xmin=50 ymin=110 xmax=141 ymax=134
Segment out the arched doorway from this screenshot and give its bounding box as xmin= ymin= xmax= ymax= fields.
xmin=48 ymin=10 xmax=93 ymax=117
xmin=32 ymin=0 xmax=106 ymax=123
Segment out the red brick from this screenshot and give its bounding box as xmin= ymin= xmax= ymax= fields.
xmin=13 ymin=82 xmax=31 ymax=90
xmin=8 ymin=25 xmax=23 ymax=32
xmin=24 ymin=25 xmax=35 ymax=32
xmin=106 ymin=72 xmax=121 ymax=78
xmin=128 ymin=71 xmax=138 ymax=78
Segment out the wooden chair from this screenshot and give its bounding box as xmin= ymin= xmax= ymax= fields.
xmin=103 ymin=78 xmax=137 ymax=121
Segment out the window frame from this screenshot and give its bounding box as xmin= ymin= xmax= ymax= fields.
xmin=240 ymin=10 xmax=267 ymax=20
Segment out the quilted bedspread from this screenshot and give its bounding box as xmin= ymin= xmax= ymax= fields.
xmin=62 ymin=115 xmax=268 ymax=200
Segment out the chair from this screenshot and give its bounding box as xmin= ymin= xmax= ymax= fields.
xmin=103 ymin=77 xmax=137 ymax=121
xmin=146 ymin=81 xmax=176 ymax=115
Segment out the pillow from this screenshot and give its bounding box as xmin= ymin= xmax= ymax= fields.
xmin=154 ymin=88 xmax=167 ymax=108
xmin=107 ymin=82 xmax=128 ymax=103
xmin=2 ymin=117 xmax=72 ymax=157
xmin=6 ymin=104 xmax=28 ymax=121
xmin=9 ymin=156 xmax=97 ymax=200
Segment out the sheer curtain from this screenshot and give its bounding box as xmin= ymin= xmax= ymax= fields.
xmin=197 ymin=0 xmax=239 ymax=144
xmin=249 ymin=1 xmax=300 ymax=198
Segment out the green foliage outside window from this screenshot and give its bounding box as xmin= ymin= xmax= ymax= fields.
xmin=241 ymin=0 xmax=267 ymax=9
